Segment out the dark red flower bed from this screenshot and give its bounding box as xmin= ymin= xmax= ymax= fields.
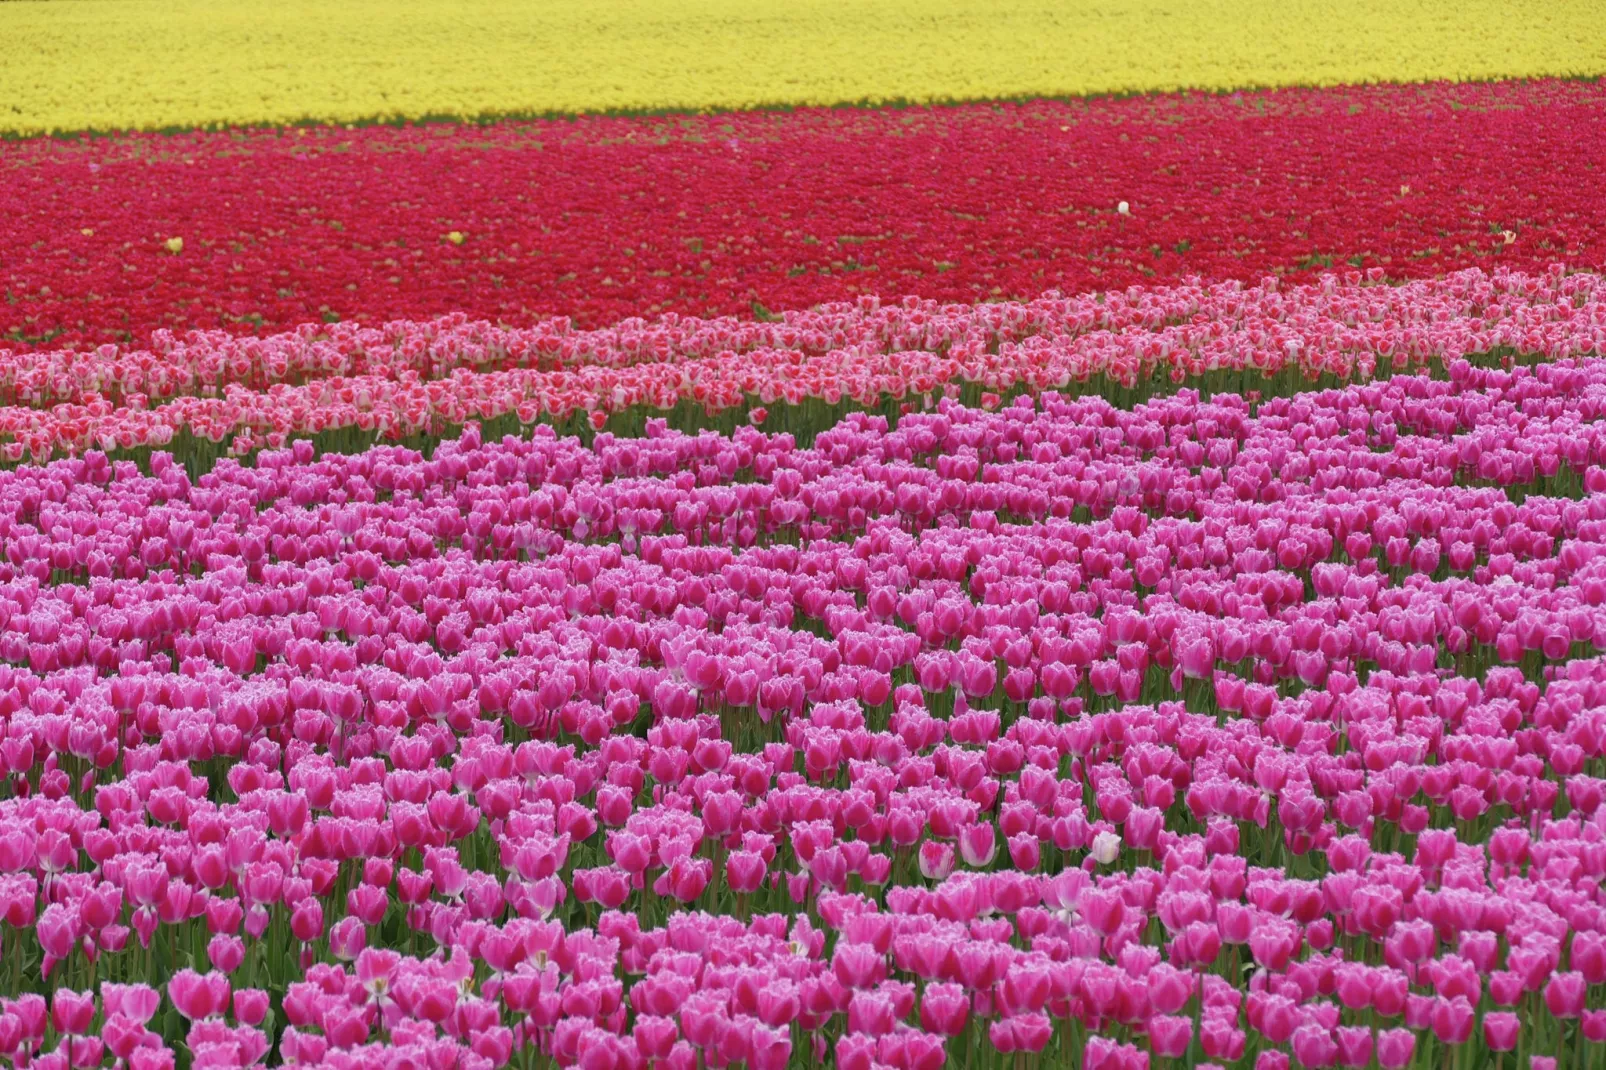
xmin=4 ymin=78 xmax=1604 ymax=351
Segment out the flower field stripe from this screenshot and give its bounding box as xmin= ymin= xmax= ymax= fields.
xmin=6 ymin=340 xmax=1606 ymax=1065
xmin=6 ymin=80 xmax=1605 ymax=354
xmin=1 ymin=268 xmax=1603 ymax=467
xmin=2 ymin=0 xmax=1604 ymax=135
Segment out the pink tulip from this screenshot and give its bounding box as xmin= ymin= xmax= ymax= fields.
xmin=48 ymin=990 xmax=94 ymax=1037
xmin=1485 ymin=1011 xmax=1521 ymax=1051
xmin=168 ymin=970 xmax=229 ymax=1021
xmin=958 ymin=824 xmax=997 ymax=868
xmin=1375 ymin=1028 xmax=1416 ymax=1070
xmin=1545 ymin=972 xmax=1587 ymax=1019
xmin=1147 ymin=1015 xmax=1191 ymax=1058
xmin=918 ymin=842 xmax=955 ymax=881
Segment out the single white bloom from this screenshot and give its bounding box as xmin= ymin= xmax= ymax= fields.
xmin=1090 ymin=831 xmax=1121 ymax=864
xmin=1117 ymin=201 xmax=1130 ymax=216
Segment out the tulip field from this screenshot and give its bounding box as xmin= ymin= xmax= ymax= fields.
xmin=2 ymin=1 xmax=1603 ymax=136
xmin=6 ymin=5 xmax=1606 ymax=1070
xmin=8 ymin=79 xmax=1606 ymax=353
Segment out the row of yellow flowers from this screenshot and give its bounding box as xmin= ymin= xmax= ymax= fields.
xmin=2 ymin=0 xmax=1605 ymax=135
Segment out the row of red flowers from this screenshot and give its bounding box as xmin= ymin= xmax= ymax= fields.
xmin=4 ymin=79 xmax=1604 ymax=353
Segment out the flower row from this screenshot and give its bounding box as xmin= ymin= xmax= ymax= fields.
xmin=2 ymin=267 xmax=1604 ymax=468
xmin=6 ymin=79 xmax=1604 ymax=351
xmin=4 ymin=2 xmax=1600 ymax=137
xmin=4 ymin=267 xmax=1600 ymax=406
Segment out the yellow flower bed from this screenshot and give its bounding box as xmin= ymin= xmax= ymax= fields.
xmin=3 ymin=0 xmax=1604 ymax=135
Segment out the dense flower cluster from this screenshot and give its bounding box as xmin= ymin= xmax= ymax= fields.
xmin=7 ymin=79 xmax=1605 ymax=351
xmin=2 ymin=342 xmax=1606 ymax=1067
xmin=7 ymin=3 xmax=1603 ymax=1067
xmin=2 ymin=267 xmax=1604 ymax=467
xmin=3 ymin=0 xmax=1601 ymax=135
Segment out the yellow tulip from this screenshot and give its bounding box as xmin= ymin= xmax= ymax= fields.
xmin=165 ymin=237 xmax=184 ymax=254
xmin=446 ymin=231 xmax=466 ymax=246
